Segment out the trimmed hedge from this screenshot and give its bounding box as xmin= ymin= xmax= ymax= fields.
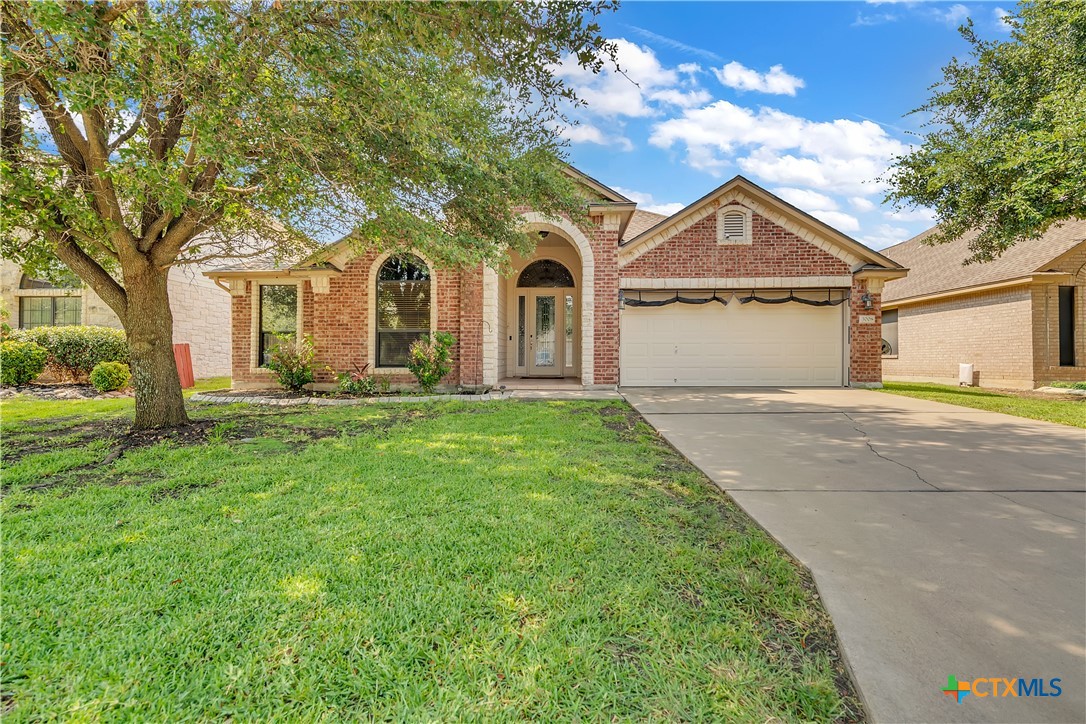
xmin=89 ymin=361 xmax=131 ymax=392
xmin=11 ymin=326 xmax=128 ymax=381
xmin=1 ymin=340 xmax=48 ymax=386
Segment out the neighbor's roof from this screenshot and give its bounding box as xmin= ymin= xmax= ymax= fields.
xmin=621 ymin=209 xmax=668 ymax=243
xmin=881 ymin=219 xmax=1086 ymax=302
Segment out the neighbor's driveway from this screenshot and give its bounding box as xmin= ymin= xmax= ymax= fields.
xmin=623 ymin=387 xmax=1086 ymax=724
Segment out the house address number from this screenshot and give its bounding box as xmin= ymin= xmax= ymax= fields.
xmin=858 ymin=314 xmax=876 ymax=324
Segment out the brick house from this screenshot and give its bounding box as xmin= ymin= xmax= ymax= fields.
xmin=880 ymin=219 xmax=1086 ymax=389
xmin=207 ymin=168 xmax=906 ymax=390
xmin=1 ymin=259 xmax=232 ymax=379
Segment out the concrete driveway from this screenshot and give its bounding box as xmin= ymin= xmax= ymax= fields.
xmin=624 ymin=387 xmax=1086 ymax=724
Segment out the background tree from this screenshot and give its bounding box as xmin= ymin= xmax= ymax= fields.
xmin=1 ymin=0 xmax=617 ymax=428
xmin=885 ymin=1 xmax=1086 ymax=262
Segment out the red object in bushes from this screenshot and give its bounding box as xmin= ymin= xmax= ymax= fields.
xmin=173 ymin=343 xmax=195 ymax=389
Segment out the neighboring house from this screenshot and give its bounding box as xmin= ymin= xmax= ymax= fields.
xmin=206 ymin=167 xmax=906 ymax=390
xmin=0 ymin=259 xmax=233 ymax=379
xmin=880 ymin=220 xmax=1086 ymax=389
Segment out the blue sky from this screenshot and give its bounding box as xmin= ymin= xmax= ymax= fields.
xmin=555 ymin=1 xmax=1016 ymax=249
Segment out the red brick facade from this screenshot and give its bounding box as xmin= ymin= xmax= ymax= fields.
xmin=223 ymin=180 xmax=900 ymax=390
xmin=620 ymin=207 xmax=851 ymax=279
xmin=848 ymin=279 xmax=883 ymax=385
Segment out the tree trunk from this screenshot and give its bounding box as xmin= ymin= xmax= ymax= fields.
xmin=125 ymin=264 xmax=189 ymax=429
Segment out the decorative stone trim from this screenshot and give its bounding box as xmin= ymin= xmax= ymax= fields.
xmin=192 ymin=391 xmax=501 ymax=406
xmin=519 ymin=212 xmax=596 ymax=386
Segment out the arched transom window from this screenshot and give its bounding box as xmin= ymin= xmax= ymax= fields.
xmin=376 ymin=254 xmax=431 ymax=367
xmin=517 ymin=259 xmax=575 ymax=288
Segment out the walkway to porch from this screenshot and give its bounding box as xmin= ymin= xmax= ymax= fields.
xmin=495 ymin=377 xmax=621 ymax=400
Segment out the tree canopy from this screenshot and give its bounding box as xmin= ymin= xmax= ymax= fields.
xmin=0 ymin=0 xmax=618 ymax=427
xmin=884 ymin=1 xmax=1086 ymax=262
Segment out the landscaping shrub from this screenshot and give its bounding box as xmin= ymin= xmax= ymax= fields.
xmin=337 ymin=364 xmax=379 ymax=396
xmin=1048 ymin=381 xmax=1086 ymax=390
xmin=11 ymin=325 xmax=127 ymax=381
xmin=0 ymin=340 xmax=47 ymax=386
xmin=406 ymin=331 xmax=456 ymax=393
xmin=266 ymin=334 xmax=316 ymax=391
xmin=89 ymin=361 xmax=131 ymax=392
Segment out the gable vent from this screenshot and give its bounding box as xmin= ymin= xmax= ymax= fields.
xmin=722 ymin=212 xmax=745 ymax=239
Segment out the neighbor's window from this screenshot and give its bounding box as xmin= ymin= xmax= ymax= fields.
xmin=18 ymin=274 xmax=81 ymax=328
xmin=881 ymin=308 xmax=899 ymax=356
xmin=1058 ymin=286 xmax=1075 ymax=367
xmin=258 ymin=284 xmax=298 ymax=366
xmin=376 ymin=254 xmax=431 ymax=367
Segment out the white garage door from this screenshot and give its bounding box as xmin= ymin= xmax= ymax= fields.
xmin=620 ymin=300 xmax=844 ymax=386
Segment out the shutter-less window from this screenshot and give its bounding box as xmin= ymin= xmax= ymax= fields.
xmin=376 ymin=255 xmax=431 ymax=367
xmin=722 ymin=211 xmax=746 ymax=239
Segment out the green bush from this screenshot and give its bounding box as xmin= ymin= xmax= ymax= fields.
xmin=406 ymin=331 xmax=456 ymax=394
xmin=266 ymin=334 xmax=316 ymax=392
xmin=0 ymin=340 xmax=48 ymax=386
xmin=337 ymin=367 xmax=379 ymax=396
xmin=1048 ymin=381 xmax=1086 ymax=390
xmin=89 ymin=361 xmax=131 ymax=392
xmin=11 ymin=325 xmax=128 ymax=381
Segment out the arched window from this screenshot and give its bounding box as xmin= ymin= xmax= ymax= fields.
xmin=376 ymin=254 xmax=431 ymax=367
xmin=18 ymin=274 xmax=81 ymax=329
xmin=517 ymin=259 xmax=574 ymax=288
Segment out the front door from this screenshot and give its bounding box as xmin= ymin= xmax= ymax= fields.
xmin=517 ymin=290 xmax=576 ymax=377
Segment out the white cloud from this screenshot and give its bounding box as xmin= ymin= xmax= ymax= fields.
xmin=885 ymin=206 xmax=936 ymax=222
xmin=852 ymin=12 xmax=898 ymax=27
xmin=713 ymin=62 xmax=805 ymax=96
xmin=993 ymin=6 xmax=1013 ymax=31
xmin=555 ymin=38 xmax=715 ymax=118
xmin=649 ymin=101 xmax=908 ymax=194
xmin=849 ymin=196 xmax=877 ymax=212
xmin=558 ymin=122 xmax=633 ymax=151
xmin=932 ymin=3 xmax=970 ymax=27
xmin=773 ymin=187 xmax=838 ymax=211
xmin=809 ymin=209 xmax=861 ymax=232
xmin=860 ymin=224 xmax=913 ymax=250
xmin=613 ymin=187 xmax=685 ymax=217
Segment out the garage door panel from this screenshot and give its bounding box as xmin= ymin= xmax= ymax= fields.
xmin=620 ymin=299 xmax=844 ymax=387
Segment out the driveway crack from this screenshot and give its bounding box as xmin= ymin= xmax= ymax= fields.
xmin=841 ymin=412 xmax=943 ymax=491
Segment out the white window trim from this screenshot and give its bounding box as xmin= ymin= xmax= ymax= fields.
xmin=367 ymin=251 xmax=439 ymax=374
xmin=717 ymin=203 xmax=753 ymax=245
xmin=250 ymin=279 xmax=304 ymax=373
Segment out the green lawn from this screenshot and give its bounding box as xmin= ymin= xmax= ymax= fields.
xmin=0 ymin=394 xmax=860 ymax=721
xmin=879 ymin=382 xmax=1086 ymax=428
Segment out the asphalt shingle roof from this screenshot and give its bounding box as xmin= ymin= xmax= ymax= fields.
xmin=881 ymin=219 xmax=1086 ymax=302
xmin=621 ymin=209 xmax=668 ymax=243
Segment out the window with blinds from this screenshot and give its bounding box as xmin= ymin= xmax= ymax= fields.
xmin=377 ymin=255 xmax=431 ymax=367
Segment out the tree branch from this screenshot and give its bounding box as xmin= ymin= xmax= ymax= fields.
xmin=48 ymin=228 xmax=128 ymax=321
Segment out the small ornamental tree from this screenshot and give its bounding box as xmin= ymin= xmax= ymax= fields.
xmin=1 ymin=1 xmax=617 ymax=428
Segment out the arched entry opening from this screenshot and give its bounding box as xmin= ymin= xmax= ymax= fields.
xmin=515 ymin=259 xmax=577 ymax=377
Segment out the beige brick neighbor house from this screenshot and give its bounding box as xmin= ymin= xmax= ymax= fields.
xmin=880 ymin=220 xmax=1086 ymax=389
xmin=1 ymin=259 xmax=232 ymax=379
xmin=208 ymin=168 xmax=907 ymax=391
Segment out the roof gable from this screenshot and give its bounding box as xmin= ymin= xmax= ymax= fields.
xmin=563 ymin=164 xmax=631 ymax=204
xmin=619 ymin=176 xmax=902 ymax=270
xmin=881 ymin=219 xmax=1086 ymax=302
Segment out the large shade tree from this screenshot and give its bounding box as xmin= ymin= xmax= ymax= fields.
xmin=885 ymin=1 xmax=1086 ymax=262
xmin=1 ymin=0 xmax=616 ymax=428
